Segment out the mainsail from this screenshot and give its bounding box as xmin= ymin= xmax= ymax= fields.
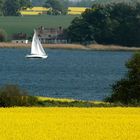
xmin=26 ymin=30 xmax=48 ymax=59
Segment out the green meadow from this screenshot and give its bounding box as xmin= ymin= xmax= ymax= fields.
xmin=0 ymin=15 xmax=77 ymax=36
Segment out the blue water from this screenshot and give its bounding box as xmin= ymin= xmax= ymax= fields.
xmin=0 ymin=48 xmax=132 ymax=100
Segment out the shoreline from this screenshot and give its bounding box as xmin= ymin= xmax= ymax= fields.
xmin=0 ymin=42 xmax=140 ymax=51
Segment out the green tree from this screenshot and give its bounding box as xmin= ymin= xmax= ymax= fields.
xmin=44 ymin=0 xmax=67 ymax=15
xmin=0 ymin=29 xmax=7 ymax=42
xmin=67 ymin=4 xmax=113 ymax=44
xmin=3 ymin=0 xmax=20 ymax=16
xmin=69 ymin=0 xmax=96 ymax=7
xmin=0 ymin=0 xmax=4 ymax=15
xmin=3 ymin=0 xmax=31 ymax=16
xmin=31 ymin=0 xmax=45 ymax=6
xmin=67 ymin=17 xmax=94 ymax=44
xmin=109 ymin=3 xmax=139 ymax=46
xmin=105 ymin=53 xmax=140 ymax=105
xmin=82 ymin=5 xmax=114 ymax=44
xmin=19 ymin=0 xmax=32 ymax=10
xmin=67 ymin=2 xmax=140 ymax=46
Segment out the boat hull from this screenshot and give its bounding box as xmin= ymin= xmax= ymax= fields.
xmin=26 ymin=54 xmax=48 ymax=59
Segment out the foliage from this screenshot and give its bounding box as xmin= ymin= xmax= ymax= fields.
xmin=0 ymin=29 xmax=7 ymax=42
xmin=2 ymin=0 xmax=20 ymax=16
xmin=66 ymin=17 xmax=94 ymax=44
xmin=32 ymin=0 xmax=136 ymax=7
xmin=32 ymin=0 xmax=51 ymax=6
xmin=68 ymin=0 xmax=95 ymax=7
xmin=19 ymin=0 xmax=32 ymax=10
xmin=0 ymin=0 xmax=4 ymax=15
xmin=0 ymin=85 xmax=38 ymax=107
xmin=92 ymin=0 xmax=140 ymax=5
xmin=67 ymin=3 xmax=140 ymax=46
xmin=2 ymin=0 xmax=31 ymax=16
xmin=105 ymin=53 xmax=140 ymax=105
xmin=31 ymin=0 xmax=94 ymax=7
xmin=44 ymin=0 xmax=68 ymax=15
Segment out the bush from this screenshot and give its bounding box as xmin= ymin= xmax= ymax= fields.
xmin=0 ymin=29 xmax=7 ymax=42
xmin=0 ymin=85 xmax=38 ymax=107
xmin=104 ymin=53 xmax=140 ymax=105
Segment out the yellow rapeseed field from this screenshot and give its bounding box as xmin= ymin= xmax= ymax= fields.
xmin=26 ymin=7 xmax=49 ymax=11
xmin=20 ymin=11 xmax=43 ymax=15
xmin=38 ymin=96 xmax=75 ymax=102
xmin=20 ymin=6 xmax=88 ymax=15
xmin=68 ymin=7 xmax=87 ymax=12
xmin=20 ymin=7 xmax=49 ymax=15
xmin=0 ymin=107 xmax=140 ymax=140
xmin=68 ymin=7 xmax=87 ymax=15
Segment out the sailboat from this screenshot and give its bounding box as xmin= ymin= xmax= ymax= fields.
xmin=26 ymin=30 xmax=48 ymax=59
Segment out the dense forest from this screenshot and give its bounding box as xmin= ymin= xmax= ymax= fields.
xmin=66 ymin=2 xmax=140 ymax=46
xmin=32 ymin=0 xmax=140 ymax=7
xmin=0 ymin=0 xmax=31 ymax=16
xmin=93 ymin=0 xmax=140 ymax=4
xmin=32 ymin=0 xmax=94 ymax=7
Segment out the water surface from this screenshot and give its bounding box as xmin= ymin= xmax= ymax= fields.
xmin=0 ymin=48 xmax=132 ymax=100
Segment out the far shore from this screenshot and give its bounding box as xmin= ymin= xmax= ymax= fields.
xmin=0 ymin=42 xmax=140 ymax=51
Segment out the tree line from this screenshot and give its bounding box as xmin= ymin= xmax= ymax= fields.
xmin=66 ymin=2 xmax=140 ymax=47
xmin=31 ymin=0 xmax=140 ymax=7
xmin=0 ymin=0 xmax=31 ymax=16
xmin=0 ymin=0 xmax=68 ymax=16
xmin=32 ymin=0 xmax=95 ymax=7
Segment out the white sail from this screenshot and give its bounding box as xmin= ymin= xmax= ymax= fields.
xmin=26 ymin=30 xmax=48 ymax=59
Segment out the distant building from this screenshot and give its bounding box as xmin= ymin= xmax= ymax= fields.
xmin=12 ymin=40 xmax=28 ymax=44
xmin=11 ymin=32 xmax=28 ymax=44
xmin=37 ymin=26 xmax=67 ymax=44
